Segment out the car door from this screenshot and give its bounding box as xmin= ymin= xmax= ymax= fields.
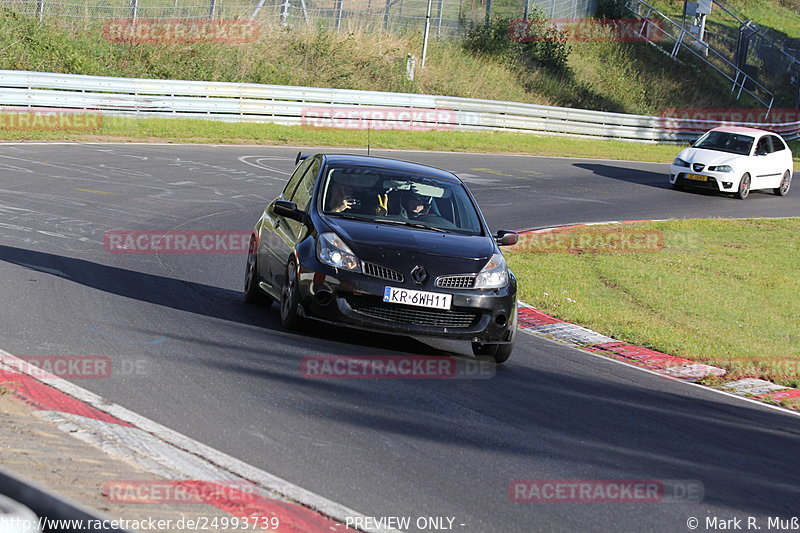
xmin=751 ymin=135 xmax=774 ymax=189
xmin=259 ymin=157 xmax=313 ymax=289
xmin=268 ymin=157 xmax=320 ymax=290
xmin=766 ymin=135 xmax=791 ymax=188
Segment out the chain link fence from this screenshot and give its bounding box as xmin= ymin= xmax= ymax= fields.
xmin=3 ymin=0 xmax=596 ymax=35
xmin=628 ymin=0 xmax=800 ymax=109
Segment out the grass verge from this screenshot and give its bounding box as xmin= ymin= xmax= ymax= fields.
xmin=3 ymin=115 xmax=799 ymax=164
xmin=506 ymin=218 xmax=800 ymax=387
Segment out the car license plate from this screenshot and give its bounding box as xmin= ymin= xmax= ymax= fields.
xmin=383 ymin=287 xmax=452 ymax=310
xmin=686 ymin=173 xmax=707 ymax=181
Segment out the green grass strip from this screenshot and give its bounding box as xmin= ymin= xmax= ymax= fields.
xmin=3 ymin=115 xmax=799 ymax=164
xmin=507 ymin=218 xmax=800 ymax=387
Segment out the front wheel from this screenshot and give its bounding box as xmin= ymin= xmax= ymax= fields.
xmin=472 ymin=342 xmax=514 ymax=364
xmin=774 ymin=170 xmax=791 ymax=196
xmin=244 ymin=237 xmax=272 ymax=305
xmin=735 ymin=173 xmax=751 ymax=200
xmin=280 ymin=260 xmax=305 ymax=330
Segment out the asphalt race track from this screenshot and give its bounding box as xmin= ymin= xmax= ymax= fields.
xmin=1 ymin=143 xmax=799 ymax=533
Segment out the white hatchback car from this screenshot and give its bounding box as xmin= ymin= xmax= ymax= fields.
xmin=669 ymin=126 xmax=793 ymax=199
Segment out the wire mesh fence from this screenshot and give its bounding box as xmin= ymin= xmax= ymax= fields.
xmin=628 ymin=0 xmax=800 ymax=109
xmin=702 ymin=5 xmax=800 ymax=108
xmin=2 ymin=0 xmax=596 ymax=35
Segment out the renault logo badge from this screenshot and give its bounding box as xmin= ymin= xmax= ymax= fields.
xmin=411 ymin=265 xmax=428 ymax=285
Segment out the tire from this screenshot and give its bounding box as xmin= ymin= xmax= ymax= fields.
xmin=472 ymin=341 xmax=514 ymax=364
xmin=244 ymin=237 xmax=273 ymax=305
xmin=774 ymin=170 xmax=791 ymax=196
xmin=735 ymin=173 xmax=751 ymax=200
xmin=280 ymin=259 xmax=305 ymax=330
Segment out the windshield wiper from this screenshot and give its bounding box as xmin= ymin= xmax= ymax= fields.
xmin=375 ymin=219 xmax=448 ymax=233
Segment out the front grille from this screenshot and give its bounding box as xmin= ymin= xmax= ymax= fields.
xmin=436 ymin=275 xmax=476 ymax=289
xmin=362 ymin=261 xmax=403 ymax=282
xmin=692 ymin=163 xmax=705 ymax=172
xmin=347 ymin=297 xmax=478 ymax=328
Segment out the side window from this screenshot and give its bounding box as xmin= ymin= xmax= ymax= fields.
xmin=770 ymin=135 xmax=786 ymax=152
xmin=282 ymin=158 xmax=313 ymax=199
xmin=288 ymin=160 xmax=320 ymax=211
xmin=756 ymin=136 xmax=773 ymax=154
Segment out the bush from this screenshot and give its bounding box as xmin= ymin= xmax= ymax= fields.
xmin=463 ymin=15 xmax=569 ymax=72
xmin=596 ymin=0 xmax=630 ymax=19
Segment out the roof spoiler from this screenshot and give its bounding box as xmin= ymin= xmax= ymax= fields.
xmin=295 ymin=152 xmax=311 ymax=165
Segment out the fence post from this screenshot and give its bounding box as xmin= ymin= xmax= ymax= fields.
xmin=436 ymin=0 xmax=443 ymax=37
xmin=251 ymin=0 xmax=267 ymax=20
xmin=335 ymin=0 xmax=343 ymax=30
xmin=36 ymin=0 xmax=44 ymax=21
xmin=299 ymin=0 xmax=308 ymax=22
xmin=383 ymin=0 xmax=391 ymax=29
xmin=280 ymin=0 xmax=290 ymax=25
xmin=421 ymin=0 xmax=432 ymax=66
xmin=484 ymin=0 xmax=490 ymax=26
xmin=209 ymin=0 xmax=217 ymax=19
xmin=130 ymin=0 xmax=138 ymax=20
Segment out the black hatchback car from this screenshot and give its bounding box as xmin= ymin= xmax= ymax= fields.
xmin=244 ymin=153 xmax=519 ymax=363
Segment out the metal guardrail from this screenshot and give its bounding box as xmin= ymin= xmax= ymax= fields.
xmin=0 ymin=70 xmax=798 ymax=143
xmin=1 ymin=466 xmax=132 ymax=533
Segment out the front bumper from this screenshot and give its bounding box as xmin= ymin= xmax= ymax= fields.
xmin=295 ymin=256 xmax=517 ymax=343
xmin=669 ymin=166 xmax=736 ymax=192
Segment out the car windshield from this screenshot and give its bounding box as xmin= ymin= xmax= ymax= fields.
xmin=693 ymin=131 xmax=754 ymax=155
xmin=320 ymin=165 xmax=483 ymax=236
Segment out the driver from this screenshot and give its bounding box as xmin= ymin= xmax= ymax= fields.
xmin=327 ymin=181 xmax=361 ymax=213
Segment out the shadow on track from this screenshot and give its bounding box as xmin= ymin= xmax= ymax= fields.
xmin=199 ymin=337 xmax=800 ymax=523
xmin=0 ymin=244 xmax=442 ymax=355
xmin=572 ymin=163 xmax=674 ymax=189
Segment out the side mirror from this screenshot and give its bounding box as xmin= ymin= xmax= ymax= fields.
xmin=688 ymin=139 xmax=696 ymax=147
xmin=495 ymin=230 xmax=519 ymax=246
xmin=273 ymin=200 xmax=306 ymax=222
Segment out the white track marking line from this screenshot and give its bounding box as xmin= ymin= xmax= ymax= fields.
xmin=0 ymin=349 xmax=397 ymax=533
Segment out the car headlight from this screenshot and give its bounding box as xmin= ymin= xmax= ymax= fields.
xmin=474 ymin=253 xmax=508 ymax=289
xmin=317 ymin=232 xmax=361 ymax=272
xmin=708 ymin=165 xmax=733 ymax=172
xmin=673 ymin=157 xmax=690 ymax=167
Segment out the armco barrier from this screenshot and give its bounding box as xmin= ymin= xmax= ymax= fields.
xmin=0 ymin=466 xmax=132 ymax=533
xmin=0 ymin=70 xmax=798 ymax=142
